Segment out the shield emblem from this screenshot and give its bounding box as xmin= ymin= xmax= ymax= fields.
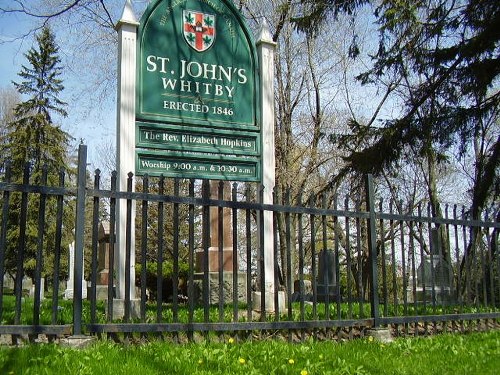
xmin=183 ymin=10 xmax=216 ymax=52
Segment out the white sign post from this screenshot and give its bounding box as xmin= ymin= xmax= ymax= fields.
xmin=253 ymin=21 xmax=284 ymax=313
xmin=115 ymin=0 xmax=139 ymax=304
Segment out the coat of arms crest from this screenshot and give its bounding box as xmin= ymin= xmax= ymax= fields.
xmin=183 ymin=10 xmax=216 ymax=52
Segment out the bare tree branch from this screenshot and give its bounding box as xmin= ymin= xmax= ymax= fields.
xmin=0 ymin=0 xmax=82 ymax=20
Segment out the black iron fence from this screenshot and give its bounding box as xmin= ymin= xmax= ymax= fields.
xmin=0 ymin=145 xmax=499 ymax=342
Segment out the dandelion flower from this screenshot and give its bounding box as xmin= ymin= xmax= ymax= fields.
xmin=301 ymin=370 xmax=308 ymax=375
xmin=368 ymin=336 xmax=374 ymax=342
xmin=238 ymin=358 xmax=246 ymax=364
xmin=288 ymin=359 xmax=295 ymax=365
xmin=228 ymin=337 xmax=235 ymax=344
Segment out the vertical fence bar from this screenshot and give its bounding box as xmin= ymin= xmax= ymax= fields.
xmin=480 ymin=213 xmax=488 ymax=307
xmin=107 ymin=171 xmax=117 ymax=323
xmin=273 ymin=188 xmax=280 ymax=320
xmin=389 ymin=201 xmax=399 ymax=336
xmin=124 ymin=172 xmax=133 ymax=323
xmin=140 ymin=175 xmax=149 ymax=322
xmin=365 ymin=174 xmax=380 ymax=328
xmin=14 ymin=163 xmax=29 ymax=327
xmin=245 ymin=184 xmax=252 ymax=321
xmin=333 ymin=195 xmax=341 ymax=320
xmin=417 ymin=204 xmax=426 ymax=316
xmin=202 ymin=180 xmax=210 ymax=324
xmin=427 ymin=205 xmax=436 ymax=314
xmin=444 ymin=205 xmax=452 ymax=329
xmin=309 ymin=195 xmax=317 ymax=321
xmin=471 ymin=225 xmax=480 ymax=311
xmin=51 ymin=169 xmax=65 ymax=325
xmin=187 ymin=179 xmax=195 ymax=340
xmin=345 ymin=196 xmax=353 ymax=320
xmin=218 ymin=181 xmax=224 ymax=322
xmin=495 ymin=212 xmax=500 ymax=309
xmin=173 ymin=179 xmax=180 ymax=325
xmin=452 ymin=205 xmax=462 ymax=310
xmin=462 ymin=207 xmax=471 ymax=306
xmin=379 ymin=200 xmax=388 ymax=317
xmin=322 ymin=193 xmax=330 ymax=320
xmin=485 ymin=213 xmax=495 ymax=307
xmin=285 ymin=189 xmax=292 ymax=322
xmin=408 ymin=219 xmax=420 ymax=324
xmin=445 ymin=205 xmax=454 ymax=305
xmin=231 ymin=183 xmax=238 ymax=322
xmin=33 ymin=165 xmax=48 ymax=326
xmin=355 ymin=199 xmax=363 ymax=318
xmin=89 ymin=169 xmax=101 ymax=323
xmin=73 ymin=144 xmax=87 ymax=336
xmin=0 ymin=162 xmax=12 ymax=323
xmin=400 ymin=202 xmax=408 ymax=335
xmin=258 ymin=184 xmax=266 ymax=321
xmin=297 ymin=191 xmax=305 ymax=330
xmin=156 ymin=176 xmax=165 ymax=323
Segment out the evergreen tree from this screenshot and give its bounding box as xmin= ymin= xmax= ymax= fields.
xmin=8 ymin=25 xmax=71 ymax=183
xmin=4 ymin=25 xmax=73 ymax=281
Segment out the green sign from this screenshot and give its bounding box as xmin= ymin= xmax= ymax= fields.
xmin=136 ymin=122 xmax=259 ymax=156
xmin=136 ymin=0 xmax=261 ymax=181
xmin=136 ymin=150 xmax=259 ymax=181
xmin=136 ymin=0 xmax=259 ymax=130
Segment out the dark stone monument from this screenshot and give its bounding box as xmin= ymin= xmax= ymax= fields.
xmin=317 ymin=249 xmax=338 ymax=302
xmin=413 ymin=228 xmax=453 ymax=304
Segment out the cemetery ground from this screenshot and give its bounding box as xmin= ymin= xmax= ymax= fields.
xmin=0 ymin=330 xmax=498 ymax=374
xmin=0 ymin=296 xmax=499 ymax=374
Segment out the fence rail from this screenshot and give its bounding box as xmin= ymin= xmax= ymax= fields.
xmin=0 ymin=145 xmax=498 ymax=342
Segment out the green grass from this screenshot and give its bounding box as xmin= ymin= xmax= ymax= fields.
xmin=1 ymin=294 xmax=498 ymax=326
xmin=0 ymin=331 xmax=499 ymax=374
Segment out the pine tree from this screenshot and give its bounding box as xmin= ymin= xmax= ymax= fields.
xmin=4 ymin=25 xmax=73 ymax=281
xmin=8 ymin=25 xmax=71 ymax=183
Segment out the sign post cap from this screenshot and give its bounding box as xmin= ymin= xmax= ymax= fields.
xmin=256 ymin=19 xmax=275 ymax=46
xmin=116 ymin=0 xmax=139 ymax=29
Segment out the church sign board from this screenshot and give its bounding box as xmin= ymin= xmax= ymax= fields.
xmin=135 ymin=0 xmax=261 ymax=181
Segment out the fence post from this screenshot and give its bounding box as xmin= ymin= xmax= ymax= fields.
xmin=73 ymin=144 xmax=87 ymax=336
xmin=365 ymin=174 xmax=380 ymax=328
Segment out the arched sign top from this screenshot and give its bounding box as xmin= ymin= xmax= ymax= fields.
xmin=137 ymin=0 xmax=260 ymax=131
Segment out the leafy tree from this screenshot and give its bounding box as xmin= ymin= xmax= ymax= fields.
xmin=295 ymin=0 xmax=499 ymax=302
xmin=3 ymin=25 xmax=73 ymax=283
xmin=294 ymin=0 xmax=499 ymax=208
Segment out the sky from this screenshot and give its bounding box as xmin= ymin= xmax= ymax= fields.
xmin=0 ymin=12 xmax=33 ymax=88
xmin=0 ymin=2 xmax=135 ymax=171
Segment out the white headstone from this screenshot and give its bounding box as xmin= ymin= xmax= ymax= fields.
xmin=64 ymin=241 xmax=87 ymax=299
xmin=29 ymin=278 xmax=45 ymax=300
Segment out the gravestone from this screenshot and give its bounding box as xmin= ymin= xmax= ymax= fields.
xmin=412 ymin=229 xmax=453 ymax=304
xmin=193 ymin=181 xmax=247 ymax=305
xmin=21 ymin=277 xmax=33 ymax=296
xmin=2 ymin=274 xmax=14 ymax=292
xmin=291 ymin=279 xmax=313 ymax=302
xmin=29 ymin=278 xmax=45 ymax=300
xmin=64 ymin=241 xmax=87 ymax=300
xmin=89 ymin=221 xmax=113 ymax=300
xmin=317 ymin=250 xmax=338 ymax=302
